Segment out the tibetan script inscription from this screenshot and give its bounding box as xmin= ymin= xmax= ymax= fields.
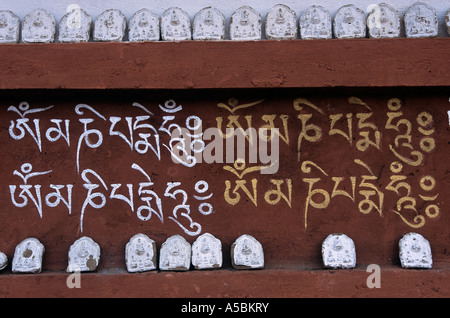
xmin=1 ymin=91 xmax=447 ymax=271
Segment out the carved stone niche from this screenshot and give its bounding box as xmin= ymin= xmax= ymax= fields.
xmin=404 ymin=2 xmax=438 ymax=38
xmin=367 ymin=3 xmax=400 ymax=38
xmin=191 ymin=233 xmax=222 ymax=269
xmin=333 ymin=4 xmax=366 ymax=39
xmin=231 ymin=234 xmax=264 ymax=269
xmin=58 ymin=7 xmax=92 ymax=43
xmin=12 ymin=238 xmax=45 ymax=273
xmin=21 ymin=8 xmax=56 ymax=43
xmin=159 ymin=235 xmax=191 ymax=271
xmin=125 ymin=233 xmax=157 ymax=272
xmin=229 ymin=6 xmax=261 ymax=41
xmin=399 ymin=232 xmax=432 ymax=269
xmin=0 ymin=10 xmax=20 ymax=43
xmin=299 ymin=5 xmax=332 ymax=39
xmin=128 ymin=8 xmax=160 ymax=42
xmin=265 ymin=4 xmax=297 ymax=40
xmin=161 ymin=7 xmax=191 ymax=41
xmin=0 ymin=251 xmax=8 ymax=271
xmin=193 ymin=6 xmax=225 ymax=41
xmin=93 ymin=9 xmax=127 ymax=42
xmin=67 ymin=236 xmax=101 ymax=272
xmin=446 ymin=9 xmax=450 ymax=35
xmin=322 ymin=233 xmax=356 ymax=269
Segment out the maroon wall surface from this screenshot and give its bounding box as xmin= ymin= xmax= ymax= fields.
xmin=0 ymin=40 xmax=448 ymax=298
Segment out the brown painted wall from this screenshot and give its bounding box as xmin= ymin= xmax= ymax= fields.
xmin=1 ymin=89 xmax=448 ymax=273
xmin=0 ymin=40 xmax=449 ymax=298
xmin=0 ymin=39 xmax=449 ymax=90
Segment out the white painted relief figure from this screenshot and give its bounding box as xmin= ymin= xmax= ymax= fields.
xmin=159 ymin=235 xmax=191 ymax=271
xmin=367 ymin=3 xmax=400 ymax=38
xmin=230 ymin=6 xmax=261 ymax=41
xmin=58 ymin=7 xmax=92 ymax=43
xmin=299 ymin=5 xmax=332 ymax=39
xmin=231 ymin=234 xmax=264 ymax=269
xmin=193 ymin=7 xmax=225 ymax=41
xmin=404 ymin=2 xmax=438 ymax=38
xmin=322 ymin=233 xmax=356 ymax=269
xmin=399 ymin=232 xmax=432 ymax=269
xmin=12 ymin=238 xmax=45 ymax=273
xmin=265 ymin=4 xmax=297 ymax=40
xmin=333 ymin=4 xmax=366 ymax=39
xmin=0 ymin=251 xmax=7 ymax=271
xmin=125 ymin=233 xmax=157 ymax=272
xmin=67 ymin=236 xmax=100 ymax=272
xmin=128 ymin=8 xmax=160 ymax=42
xmin=93 ymin=9 xmax=126 ymax=42
xmin=21 ymin=8 xmax=55 ymax=43
xmin=161 ymin=7 xmax=191 ymax=41
xmin=191 ymin=233 xmax=222 ymax=269
xmin=0 ymin=10 xmax=20 ymax=43
xmin=446 ymin=9 xmax=450 ymax=35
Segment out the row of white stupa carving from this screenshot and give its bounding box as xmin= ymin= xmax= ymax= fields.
xmin=0 ymin=2 xmax=449 ymax=43
xmin=0 ymin=232 xmax=433 ymax=274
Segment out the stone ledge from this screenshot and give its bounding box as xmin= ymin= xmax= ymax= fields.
xmin=0 ymin=265 xmax=448 ymax=297
xmin=0 ymin=38 xmax=449 ymax=90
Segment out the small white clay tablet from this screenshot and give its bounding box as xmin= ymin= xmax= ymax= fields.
xmin=265 ymin=4 xmax=297 ymax=40
xmin=333 ymin=4 xmax=366 ymax=39
xmin=404 ymin=2 xmax=438 ymax=38
xmin=399 ymin=232 xmax=432 ymax=269
xmin=299 ymin=5 xmax=332 ymax=40
xmin=58 ymin=7 xmax=92 ymax=43
xmin=446 ymin=9 xmax=450 ymax=35
xmin=193 ymin=7 xmax=225 ymax=41
xmin=12 ymin=238 xmax=45 ymax=273
xmin=22 ymin=8 xmax=56 ymax=43
xmin=159 ymin=235 xmax=191 ymax=271
xmin=67 ymin=236 xmax=101 ymax=272
xmin=128 ymin=8 xmax=160 ymax=42
xmin=231 ymin=234 xmax=264 ymax=269
xmin=192 ymin=233 xmax=222 ymax=269
xmin=0 ymin=10 xmax=20 ymax=43
xmin=0 ymin=251 xmax=8 ymax=270
xmin=125 ymin=233 xmax=157 ymax=272
xmin=230 ymin=6 xmax=261 ymax=41
xmin=93 ymin=9 xmax=126 ymax=42
xmin=367 ymin=3 xmax=400 ymax=38
xmin=161 ymin=7 xmax=191 ymax=41
xmin=322 ymin=233 xmax=356 ymax=269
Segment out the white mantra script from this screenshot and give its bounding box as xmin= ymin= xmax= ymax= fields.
xmin=7 ymin=100 xmax=213 ymax=236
